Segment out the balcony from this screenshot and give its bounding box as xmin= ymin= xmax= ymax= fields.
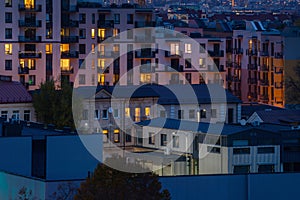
xmin=226 ymin=62 xmax=241 ymax=69
xmin=135 ymin=36 xmax=155 ymax=43
xmin=135 ymin=49 xmax=156 ymax=58
xmin=259 ymin=95 xmax=269 ymax=101
xmin=259 ymin=79 xmax=269 ymax=86
xmin=19 ymin=20 xmax=42 ymax=27
xmin=247 ymin=92 xmax=258 ymax=99
xmin=140 ymin=65 xmax=155 ymax=73
xmin=134 ymin=21 xmax=155 ymax=28
xmin=260 ymin=51 xmax=269 ymax=57
xmin=248 ymin=78 xmax=258 ymax=84
xmin=18 ymin=36 xmax=41 ymax=42
xmin=260 ymin=65 xmax=269 ymax=71
xmin=233 ymin=48 xmax=243 ymax=55
xmin=275 ymin=82 xmax=283 ymax=89
xmin=246 ymin=49 xmax=258 ymax=56
xmin=61 ymin=20 xmax=79 ymax=28
xmin=165 ymin=50 xmax=182 ymax=58
xmin=61 ymin=36 xmax=79 ymax=43
xmin=61 ymin=67 xmax=74 ymax=74
xmin=208 ymin=50 xmax=224 ymax=57
xmin=275 ymin=97 xmax=283 ymax=104
xmin=18 ymin=4 xmax=42 ymax=12
xmin=274 ymin=52 xmax=283 ymax=59
xmin=97 ymin=20 xmax=114 ymax=28
xmin=19 ymin=51 xmax=42 ymax=59
xmin=275 ymin=67 xmax=283 ymax=74
xmin=18 ymin=67 xmax=29 ymax=74
xmin=97 ymin=36 xmax=112 ymax=43
xmin=61 ymin=51 xmax=79 ymax=58
xmin=247 ymin=64 xmax=258 ymax=70
xmin=98 ymin=51 xmax=119 ymax=58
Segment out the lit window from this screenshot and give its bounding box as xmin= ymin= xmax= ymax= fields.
xmin=5 ymin=44 xmax=12 ymax=55
xmin=60 ymin=44 xmax=69 ymax=52
xmin=46 ymin=44 xmax=52 ymax=54
xmin=91 ymin=59 xmax=95 ymax=69
xmin=135 ymin=108 xmax=140 ymax=122
xmin=113 ymin=44 xmax=120 ymax=52
xmin=98 ymin=59 xmax=105 ymax=69
xmin=140 ymin=74 xmax=151 ymax=84
xmin=60 ymin=59 xmax=70 ymax=71
xmin=98 ymin=29 xmax=105 ymax=40
xmin=145 ymin=107 xmax=150 ymax=116
xmin=185 ymin=43 xmax=192 ymax=53
xmin=91 ymin=29 xmax=95 ymax=39
xmin=28 ymin=59 xmax=35 ymax=70
xmin=98 ymin=74 xmax=105 ymax=85
xmin=170 ymin=43 xmax=180 ymax=55
xmin=103 ymin=129 xmax=108 ymax=143
xmin=125 ymin=107 xmax=130 ymax=117
xmin=113 ymin=28 xmax=120 ymax=38
xmin=92 ymin=44 xmax=95 ymax=53
xmin=114 ymin=129 xmax=120 ymax=143
xmin=25 ymin=0 xmax=34 ymax=8
xmin=199 ymin=58 xmax=206 ymax=68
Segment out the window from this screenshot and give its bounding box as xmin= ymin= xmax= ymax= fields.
xmin=233 ymin=165 xmax=250 ymax=174
xmin=102 ymin=109 xmax=108 ymax=119
xmin=199 ymin=58 xmax=206 ymax=68
xmin=91 ymin=44 xmax=95 ymax=53
xmin=79 ymin=59 xmax=85 ymax=69
xmin=114 ymin=129 xmax=120 ymax=143
xmin=178 ymin=110 xmax=184 ymax=119
xmin=185 ymin=58 xmax=191 ymax=68
xmin=135 ymin=108 xmax=140 ymax=122
xmin=189 ymin=110 xmax=195 ymax=119
xmin=125 ymin=107 xmax=130 ymax=117
xmin=79 ymin=44 xmax=86 ymax=54
xmin=207 ymin=146 xmax=221 ymax=153
xmin=29 ymin=75 xmax=36 ymax=85
xmin=185 ymin=73 xmax=191 ymax=84
xmin=211 ymin=109 xmax=217 ymax=118
xmin=257 ymin=147 xmax=275 ymax=154
xmin=98 ymin=29 xmax=105 ymax=40
xmin=127 ymin=29 xmax=133 ymax=39
xmin=1 ymin=111 xmax=8 ymax=121
xmin=78 ymin=74 xmax=86 ymax=85
xmin=94 ymin=110 xmax=100 ymax=119
xmin=170 ymin=43 xmax=180 ymax=55
xmin=114 ymin=14 xmax=120 ymax=24
xmin=79 ymin=13 xmax=86 ymax=24
xmin=113 ymin=29 xmax=120 ymax=38
xmin=113 ymin=109 xmax=119 ymax=118
xmin=5 ymin=0 xmax=12 ymax=7
xmin=161 ymin=134 xmax=167 ymax=146
xmin=5 ymin=12 xmax=12 ymax=23
xmin=24 ymin=110 xmax=30 ymax=121
xmin=126 ymin=133 xmax=132 ymax=142
xmin=91 ymin=29 xmax=95 ymax=39
xmin=185 ymin=43 xmax=192 ymax=53
xmin=5 ymin=29 xmax=12 ymax=39
xmin=12 ymin=111 xmax=20 ymax=120
xmin=5 ymin=44 xmax=12 ymax=55
xmin=233 ymin=140 xmax=249 ymax=146
xmin=102 ymin=129 xmax=108 ymax=143
xmin=127 ymin=14 xmax=133 ymax=24
xmin=45 ymin=44 xmax=52 ymax=54
xmin=82 ymin=109 xmax=88 ymax=120
xmin=92 ymin=14 xmax=95 ymax=24
xmin=233 ymin=148 xmax=250 ymax=154
xmin=173 ymin=135 xmax=179 ymax=148
xmin=28 ymin=59 xmax=36 ymax=70
xmin=98 ymin=59 xmax=105 ymax=69
xmin=145 ymin=107 xmax=150 ymax=117
xmin=5 ymin=60 xmax=12 ymax=70
xmin=79 ymin=29 xmax=86 ymax=39
xmin=200 ymin=109 xmax=206 ymax=118
xmin=258 ymin=164 xmax=274 ymax=173
xmin=160 ymin=110 xmax=166 ymax=118
xmin=149 ymin=132 xmax=155 ymax=145
xmin=46 ymin=28 xmax=53 ymax=39
xmin=200 ymin=43 xmax=206 ymax=53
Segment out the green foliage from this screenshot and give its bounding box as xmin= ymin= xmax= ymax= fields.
xmin=74 ymin=158 xmax=171 ymax=200
xmin=33 ymin=79 xmax=75 ymax=129
xmin=16 ymin=187 xmax=39 ymax=200
xmin=285 ymin=62 xmax=300 ymax=104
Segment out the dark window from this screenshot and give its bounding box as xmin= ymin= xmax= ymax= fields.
xmin=78 ymin=74 xmax=85 ymax=85
xmin=189 ymin=110 xmax=195 ymax=119
xmin=233 ymin=165 xmax=250 ymax=174
xmin=5 ymin=12 xmax=12 ymax=23
xmin=173 ymin=135 xmax=179 ymax=148
xmin=126 ymin=133 xmax=132 ymax=142
xmin=79 ymin=44 xmax=86 ymax=54
xmin=5 ymin=60 xmax=12 ymax=70
xmin=127 ymin=14 xmax=133 ymax=24
xmin=207 ymin=146 xmax=221 ymax=153
xmin=228 ymin=108 xmax=234 ymax=123
xmin=79 ymin=29 xmax=86 ymax=39
xmin=200 ymin=43 xmax=206 ymax=53
xmin=5 ymin=28 xmax=12 ymax=39
xmin=257 ymin=147 xmax=275 ymax=154
xmin=233 ymin=147 xmax=250 ymax=154
xmin=29 ymin=75 xmax=36 ymax=85
xmin=114 ymin=14 xmax=120 ymax=24
xmin=160 ymin=110 xmax=166 ymax=118
xmin=185 ymin=73 xmax=191 ymax=83
xmin=79 ymin=59 xmax=85 ymax=69
xmin=148 ymin=132 xmax=155 ymax=145
xmin=79 ymin=13 xmax=86 ymax=24
xmin=5 ymin=0 xmax=12 ymax=7
xmin=258 ymin=164 xmax=274 ymax=173
xmin=102 ymin=110 xmax=108 ymax=119
xmin=127 ymin=29 xmax=133 ymax=39
xmin=82 ymin=109 xmax=88 ymax=120
xmin=211 ymin=109 xmax=217 ymax=118
xmin=161 ymin=134 xmax=167 ymax=146
xmin=178 ymin=110 xmax=184 ymax=119
xmin=92 ymin=14 xmax=95 ymax=24
xmin=200 ymin=109 xmax=206 ymax=118
xmin=185 ymin=58 xmax=191 ymax=68
xmin=24 ymin=110 xmax=30 ymax=121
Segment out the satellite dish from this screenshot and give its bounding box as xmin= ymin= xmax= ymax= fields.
xmin=240 ymin=119 xmax=246 ymax=126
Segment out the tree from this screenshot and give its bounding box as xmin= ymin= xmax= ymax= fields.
xmin=285 ymin=61 xmax=300 ymax=104
xmin=74 ymin=158 xmax=171 ymax=200
xmin=49 ymin=182 xmax=78 ymax=200
xmin=16 ymin=187 xmax=39 ymax=200
xmin=33 ymin=79 xmax=76 ymax=129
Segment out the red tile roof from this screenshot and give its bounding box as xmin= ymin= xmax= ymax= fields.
xmin=0 ymin=81 xmax=32 ymax=104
